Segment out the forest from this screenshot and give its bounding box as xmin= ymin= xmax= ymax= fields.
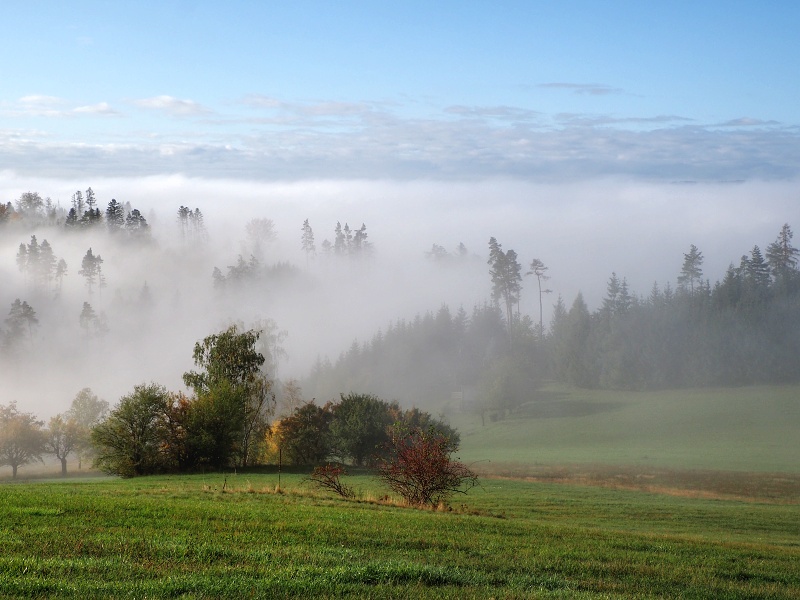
xmin=306 ymin=227 xmax=800 ymax=416
xmin=1 ymin=187 xmax=799 ymax=476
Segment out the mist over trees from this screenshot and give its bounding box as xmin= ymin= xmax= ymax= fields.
xmin=305 ymin=227 xmax=800 ymax=419
xmin=1 ymin=184 xmax=799 ymax=471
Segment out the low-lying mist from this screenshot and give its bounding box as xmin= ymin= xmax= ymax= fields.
xmin=1 ymin=173 xmax=797 ymax=418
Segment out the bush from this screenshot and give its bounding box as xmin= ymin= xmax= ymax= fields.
xmin=308 ymin=463 xmax=355 ymax=499
xmin=377 ymin=425 xmax=478 ymax=506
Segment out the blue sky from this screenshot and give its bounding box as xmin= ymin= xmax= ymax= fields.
xmin=2 ymin=1 xmax=799 ymax=180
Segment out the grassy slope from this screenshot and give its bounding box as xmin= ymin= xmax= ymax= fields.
xmin=451 ymin=384 xmax=800 ymax=473
xmin=1 ymin=473 xmax=798 ymax=599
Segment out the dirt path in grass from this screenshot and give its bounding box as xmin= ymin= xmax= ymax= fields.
xmin=482 ymin=464 xmax=800 ymax=503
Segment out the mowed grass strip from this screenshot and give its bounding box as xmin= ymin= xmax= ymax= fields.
xmin=1 ymin=474 xmax=798 ymax=598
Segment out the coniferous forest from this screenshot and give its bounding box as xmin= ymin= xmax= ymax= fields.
xmin=305 ymin=227 xmax=800 ymax=416
xmin=1 ymin=189 xmax=799 ymax=426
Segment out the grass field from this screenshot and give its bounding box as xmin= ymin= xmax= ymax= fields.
xmin=1 ymin=384 xmax=798 ymax=598
xmin=452 ymin=384 xmax=800 ymax=474
xmin=0 ymin=472 xmax=799 ymax=599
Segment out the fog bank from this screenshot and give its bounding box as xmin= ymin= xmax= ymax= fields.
xmin=1 ymin=173 xmax=797 ymax=417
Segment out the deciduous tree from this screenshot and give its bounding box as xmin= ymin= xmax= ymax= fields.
xmin=45 ymin=414 xmax=80 ymax=476
xmin=183 ymin=326 xmax=275 ymax=467
xmin=91 ymin=383 xmax=171 ymax=477
xmin=67 ymin=388 xmax=109 ymax=469
xmin=329 ymin=393 xmax=395 ymax=466
xmin=269 ymin=401 xmax=334 ymax=465
xmin=0 ymin=402 xmax=45 ymax=478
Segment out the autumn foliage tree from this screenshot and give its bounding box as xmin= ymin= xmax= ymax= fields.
xmin=0 ymin=402 xmax=45 ymax=478
xmin=377 ymin=425 xmax=477 ymax=506
xmin=268 ymin=401 xmax=334 ymax=465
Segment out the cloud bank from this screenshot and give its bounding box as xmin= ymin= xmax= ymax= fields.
xmin=1 ymin=94 xmax=798 ymax=182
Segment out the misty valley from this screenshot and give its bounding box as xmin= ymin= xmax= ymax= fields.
xmin=1 ymin=187 xmax=799 ymax=598
xmin=3 ymin=189 xmax=799 ymax=429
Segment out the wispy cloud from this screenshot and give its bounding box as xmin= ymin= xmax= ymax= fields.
xmin=3 ymin=96 xmax=121 ymax=119
xmin=134 ymin=95 xmax=212 ymax=117
xmin=537 ymin=82 xmax=625 ymax=96
xmin=555 ymin=113 xmax=693 ymax=127
xmin=13 ymin=95 xmax=68 ymax=117
xmin=1 ymin=95 xmax=798 ymax=183
xmin=74 ymin=102 xmax=121 ymax=116
xmin=444 ymin=105 xmax=541 ymax=122
xmin=715 ymin=117 xmax=780 ymax=128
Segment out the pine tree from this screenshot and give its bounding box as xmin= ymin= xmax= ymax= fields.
xmin=15 ymin=243 xmax=28 ymax=277
xmin=487 ymin=237 xmax=522 ymax=335
xmin=678 ymin=244 xmax=704 ymax=295
xmin=352 ymin=223 xmax=370 ymax=257
xmin=37 ymin=240 xmax=57 ymax=291
xmin=79 ymin=302 xmax=97 ymax=337
xmin=85 ymin=187 xmax=96 ymax=212
xmin=125 ymin=209 xmax=150 ymax=239
xmin=25 ymin=236 xmax=40 ymax=286
xmin=334 ymin=222 xmax=345 ymax=255
xmin=301 ymin=219 xmax=316 ymax=266
xmin=526 ymin=258 xmax=551 ymax=336
xmin=55 ymin=259 xmax=68 ymax=296
xmin=79 ymin=248 xmax=103 ymax=295
xmin=71 ymin=190 xmax=85 ymax=218
xmin=106 ymin=199 xmax=125 ymax=233
xmin=766 ymin=223 xmax=799 ymax=293
xmin=64 ymin=208 xmax=79 ymax=229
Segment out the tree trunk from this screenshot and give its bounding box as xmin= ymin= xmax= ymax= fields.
xmin=61 ymin=457 xmax=68 ymax=476
xmin=12 ymin=464 xmax=17 ymax=478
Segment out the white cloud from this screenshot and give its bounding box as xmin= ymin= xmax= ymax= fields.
xmin=73 ymin=102 xmax=120 ymax=116
xmin=134 ymin=95 xmax=212 ymax=117
xmin=11 ymin=95 xmax=69 ymax=118
xmin=1 ymin=94 xmax=799 ymax=182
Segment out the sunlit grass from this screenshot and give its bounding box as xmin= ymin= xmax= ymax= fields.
xmin=1 ymin=473 xmax=798 ymax=598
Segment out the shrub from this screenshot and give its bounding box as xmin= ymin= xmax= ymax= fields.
xmin=377 ymin=425 xmax=478 ymax=506
xmin=308 ymin=463 xmax=355 ymax=499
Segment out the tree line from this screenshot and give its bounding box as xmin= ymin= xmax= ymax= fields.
xmin=0 ymin=389 xmax=108 ymax=478
xmin=550 ymin=225 xmax=800 ymax=389
xmin=306 ymin=223 xmax=800 ymax=418
xmin=0 ymin=326 xmax=459 ymax=484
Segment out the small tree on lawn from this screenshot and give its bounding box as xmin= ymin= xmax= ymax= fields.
xmin=309 ymin=463 xmax=354 ymax=499
xmin=45 ymin=414 xmax=80 ymax=476
xmin=377 ymin=425 xmax=477 ymax=507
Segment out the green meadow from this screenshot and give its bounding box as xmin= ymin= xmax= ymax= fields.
xmin=1 ymin=385 xmax=799 ymax=598
xmin=453 ymin=384 xmax=800 ymax=474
